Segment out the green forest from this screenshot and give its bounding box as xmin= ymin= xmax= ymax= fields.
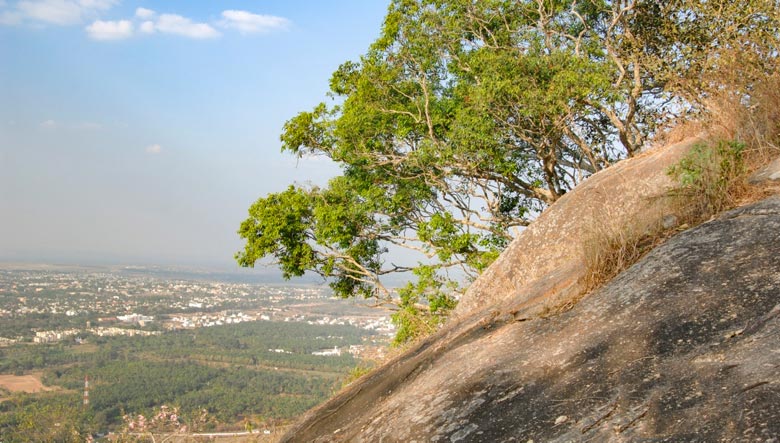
xmin=0 ymin=320 xmax=375 ymax=441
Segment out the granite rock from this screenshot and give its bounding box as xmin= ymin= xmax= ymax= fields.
xmin=281 ymin=196 xmax=780 ymax=442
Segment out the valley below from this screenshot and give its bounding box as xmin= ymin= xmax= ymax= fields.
xmin=0 ymin=264 xmax=393 ymax=441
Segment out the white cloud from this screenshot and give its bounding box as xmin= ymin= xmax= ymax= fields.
xmin=0 ymin=10 xmax=22 ymax=25
xmin=85 ymin=18 xmax=131 ymax=40
xmin=134 ymin=7 xmax=153 ymax=19
xmin=154 ymin=13 xmax=219 ymax=39
xmin=76 ymin=0 xmax=115 ymax=10
xmin=139 ymin=19 xmax=153 ymax=33
xmin=4 ymin=2 xmax=285 ymax=42
xmin=38 ymin=119 xmax=103 ymax=130
xmin=145 ymin=144 xmax=162 ymax=154
xmin=74 ymin=121 xmax=101 ymax=130
xmin=18 ymin=0 xmax=81 ymax=24
xmin=218 ymin=10 xmax=289 ymax=34
xmin=15 ymin=0 xmax=116 ymax=25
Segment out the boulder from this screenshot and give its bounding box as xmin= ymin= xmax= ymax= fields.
xmin=749 ymin=155 xmax=780 ymax=184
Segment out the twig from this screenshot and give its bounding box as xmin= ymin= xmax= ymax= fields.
xmin=581 ymin=400 xmax=619 ymax=434
xmin=616 ymin=408 xmax=647 ymax=434
xmin=741 ymin=381 xmax=770 ymax=393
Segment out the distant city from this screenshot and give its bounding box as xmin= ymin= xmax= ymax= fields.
xmin=0 ymin=264 xmax=395 ymax=358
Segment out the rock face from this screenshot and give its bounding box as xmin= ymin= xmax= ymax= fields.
xmin=284 ymin=196 xmax=780 ymax=442
xmin=453 ymin=137 xmax=701 ymax=319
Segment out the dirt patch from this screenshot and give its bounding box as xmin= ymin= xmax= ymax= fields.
xmin=0 ymin=372 xmax=53 ymax=394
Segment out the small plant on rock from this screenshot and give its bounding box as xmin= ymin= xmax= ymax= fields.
xmin=667 ymin=140 xmax=747 ymax=223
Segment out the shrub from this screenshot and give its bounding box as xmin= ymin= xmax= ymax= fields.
xmin=667 ymin=140 xmax=746 ymax=223
xmin=579 ymin=139 xmax=748 ymax=304
xmin=341 ymin=364 xmax=374 ymax=389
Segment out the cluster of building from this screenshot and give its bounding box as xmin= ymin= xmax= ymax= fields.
xmin=33 ymin=329 xmax=80 ymax=343
xmin=306 ymin=315 xmax=394 ymax=333
xmin=90 ymin=327 xmax=161 ymax=338
xmin=168 ymin=311 xmax=255 ymax=329
xmin=0 ymin=267 xmax=396 ymax=346
xmin=116 ymin=313 xmax=155 ymax=326
xmin=308 ymin=343 xmax=384 ymax=358
xmin=269 ymin=348 xmax=292 ymax=354
xmin=32 ymin=326 xmax=162 ymax=343
xmin=0 ymin=269 xmax=336 ymax=321
xmin=312 ymin=346 xmax=342 ymax=356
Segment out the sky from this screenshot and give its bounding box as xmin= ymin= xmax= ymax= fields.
xmin=0 ymin=0 xmax=389 ymax=271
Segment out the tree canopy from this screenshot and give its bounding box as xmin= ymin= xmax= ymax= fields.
xmin=238 ymin=0 xmax=780 ymax=343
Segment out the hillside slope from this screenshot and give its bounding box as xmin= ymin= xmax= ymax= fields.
xmin=280 ymin=144 xmax=780 ymax=442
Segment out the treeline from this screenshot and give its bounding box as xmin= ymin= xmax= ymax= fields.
xmin=0 ymin=342 xmax=84 ymax=374
xmin=0 ymin=312 xmax=94 ymax=340
xmin=50 ymin=360 xmax=332 ymax=423
xmin=0 ymin=320 xmax=371 ymax=374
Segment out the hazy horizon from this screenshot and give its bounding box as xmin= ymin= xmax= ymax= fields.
xmin=1 ymin=0 xmax=388 ymax=271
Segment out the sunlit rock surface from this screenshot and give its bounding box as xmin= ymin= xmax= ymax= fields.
xmin=281 ymin=163 xmax=780 ymax=442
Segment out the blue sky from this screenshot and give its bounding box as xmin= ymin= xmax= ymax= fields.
xmin=0 ymin=0 xmax=389 ymax=269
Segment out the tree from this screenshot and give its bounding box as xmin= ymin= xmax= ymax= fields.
xmin=2 ymin=396 xmax=91 ymax=443
xmin=238 ymin=0 xmax=780 ymax=343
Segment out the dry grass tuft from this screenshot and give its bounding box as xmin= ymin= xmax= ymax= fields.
xmin=576 ymin=120 xmax=779 ymax=310
xmin=706 ymin=72 xmax=780 ymax=157
xmin=578 ymin=212 xmax=676 ymax=298
xmin=601 ymin=68 xmax=780 ymax=291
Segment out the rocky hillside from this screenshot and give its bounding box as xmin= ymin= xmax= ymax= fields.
xmin=280 ymin=142 xmax=780 ymax=442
